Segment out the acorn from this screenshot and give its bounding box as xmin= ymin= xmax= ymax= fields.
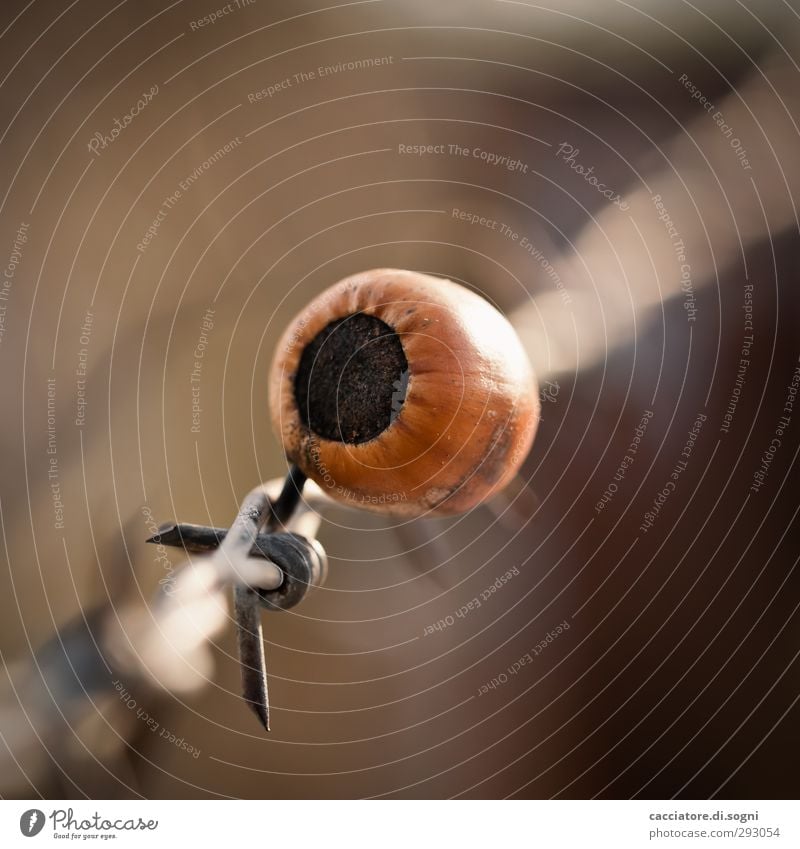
xmin=269 ymin=269 xmax=538 ymax=517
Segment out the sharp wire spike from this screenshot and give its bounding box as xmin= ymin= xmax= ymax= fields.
xmin=234 ymin=585 xmax=270 ymax=731
xmin=147 ymin=465 xmax=307 ymax=731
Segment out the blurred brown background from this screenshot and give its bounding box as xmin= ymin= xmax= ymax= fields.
xmin=1 ymin=0 xmax=799 ymax=798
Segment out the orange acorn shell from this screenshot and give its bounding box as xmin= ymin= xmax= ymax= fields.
xmin=269 ymin=269 xmax=538 ymax=517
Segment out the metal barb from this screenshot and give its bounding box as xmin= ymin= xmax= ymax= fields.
xmin=234 ymin=585 xmax=271 ymax=731
xmin=145 ymin=465 xmax=308 ymax=732
xmin=148 ymin=524 xmax=292 ymax=592
xmin=233 ymin=465 xmax=306 ymax=729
